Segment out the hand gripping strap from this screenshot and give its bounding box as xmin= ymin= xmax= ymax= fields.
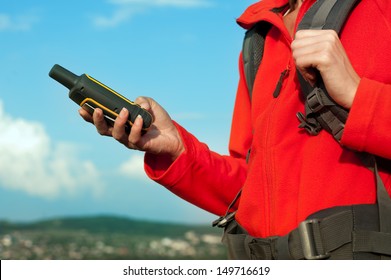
xmin=296 ymin=0 xmax=360 ymax=142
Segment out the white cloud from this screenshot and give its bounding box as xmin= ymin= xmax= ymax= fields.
xmin=0 ymin=101 xmax=104 ymax=199
xmin=0 ymin=13 xmax=39 ymax=32
xmin=118 ymin=154 xmax=148 ymax=181
xmin=92 ymin=8 xmax=140 ymax=28
xmin=92 ymin=0 xmax=212 ymax=28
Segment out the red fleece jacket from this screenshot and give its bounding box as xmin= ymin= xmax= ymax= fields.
xmin=144 ymin=0 xmax=391 ymax=238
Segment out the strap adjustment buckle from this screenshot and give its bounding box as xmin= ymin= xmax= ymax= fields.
xmin=213 ymin=211 xmax=236 ymax=228
xmin=296 ymin=112 xmax=321 ymax=136
xmin=299 ymin=219 xmax=330 ymax=260
xmin=307 ymin=87 xmax=326 ymax=113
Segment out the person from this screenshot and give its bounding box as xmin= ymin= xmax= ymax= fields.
xmin=79 ymin=0 xmax=391 ymax=259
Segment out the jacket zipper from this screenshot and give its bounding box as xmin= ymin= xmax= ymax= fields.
xmin=266 ymin=64 xmax=290 ymax=235
xmin=272 ymin=65 xmax=290 ymax=98
xmin=263 ymin=92 xmax=280 ymax=236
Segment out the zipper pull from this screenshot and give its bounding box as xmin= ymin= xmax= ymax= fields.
xmin=272 ymin=67 xmax=289 ymax=98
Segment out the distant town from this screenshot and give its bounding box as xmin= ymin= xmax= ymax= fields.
xmin=0 ymin=216 xmax=227 ymax=260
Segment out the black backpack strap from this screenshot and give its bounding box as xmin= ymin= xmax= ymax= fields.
xmin=298 ymin=0 xmax=359 ymax=30
xmin=296 ymin=0 xmax=360 ymax=141
xmin=213 ymin=23 xmax=270 ymax=232
xmin=242 ymin=22 xmax=271 ymax=100
xmin=359 ymin=154 xmax=391 ymax=231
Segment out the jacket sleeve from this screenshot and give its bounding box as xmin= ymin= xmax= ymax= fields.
xmin=341 ymin=78 xmax=391 ymax=160
xmin=340 ymin=0 xmax=391 ymax=160
xmin=144 ymin=54 xmax=252 ymax=216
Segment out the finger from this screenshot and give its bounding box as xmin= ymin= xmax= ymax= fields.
xmin=135 ymin=96 xmax=152 ymax=111
xmin=297 ymin=67 xmax=318 ymax=86
xmin=293 ymin=43 xmax=337 ymax=77
xmin=293 ymin=30 xmax=339 ymax=60
xmin=112 ymin=108 xmax=130 ymax=143
xmin=292 ymin=40 xmax=336 ymax=85
xmin=292 ymin=44 xmax=321 ymax=85
xmin=294 ymin=29 xmax=337 ymax=40
xmin=127 ymin=115 xmax=144 ymax=149
xmin=93 ymin=108 xmax=112 ymax=136
xmin=292 ymin=37 xmax=330 ymax=62
xmin=79 ymin=108 xmax=93 ymax=123
xmin=294 ymin=29 xmax=319 ymax=40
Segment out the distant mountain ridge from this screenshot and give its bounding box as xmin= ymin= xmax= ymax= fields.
xmin=0 ymin=215 xmax=221 ymax=237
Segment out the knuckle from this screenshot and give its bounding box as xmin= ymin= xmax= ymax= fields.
xmin=134 ymin=96 xmax=144 ymax=103
xmin=319 ymin=51 xmax=333 ymax=66
xmin=127 ymin=132 xmax=142 ymax=149
xmin=112 ymin=130 xmax=122 ymax=140
xmin=135 ymin=96 xmax=149 ymax=104
xmin=127 ymin=136 xmax=138 ymax=147
xmin=325 ymin=31 xmax=338 ymax=44
xmin=97 ymin=129 xmax=108 ymax=136
xmin=295 ymin=30 xmax=305 ymax=38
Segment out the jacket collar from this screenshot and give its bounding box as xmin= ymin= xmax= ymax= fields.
xmin=236 ymin=0 xmax=289 ymax=29
xmin=236 ymin=0 xmax=316 ymax=30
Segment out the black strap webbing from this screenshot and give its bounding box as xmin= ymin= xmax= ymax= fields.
xmin=242 ymin=22 xmax=270 ymax=99
xmin=223 ymin=204 xmax=391 ymax=260
xmin=360 ymin=154 xmax=391 ymax=236
xmin=296 ymin=0 xmax=360 ymax=142
xmin=298 ymin=0 xmax=359 ymax=31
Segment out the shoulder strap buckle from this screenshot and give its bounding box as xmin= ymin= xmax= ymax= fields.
xmin=296 ymin=112 xmax=322 ymax=136
xmin=307 ymin=87 xmax=327 ymax=113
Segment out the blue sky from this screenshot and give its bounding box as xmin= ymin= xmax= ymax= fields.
xmin=0 ymin=0 xmax=256 ymax=224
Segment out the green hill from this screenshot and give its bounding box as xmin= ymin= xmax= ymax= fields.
xmin=0 ymin=215 xmax=227 ymax=260
xmin=0 ymin=215 xmax=217 ymax=236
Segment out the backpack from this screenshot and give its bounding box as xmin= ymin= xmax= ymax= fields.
xmin=213 ymin=0 xmax=391 ymax=260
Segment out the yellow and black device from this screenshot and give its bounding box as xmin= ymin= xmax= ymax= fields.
xmin=49 ymin=64 xmax=153 ymax=133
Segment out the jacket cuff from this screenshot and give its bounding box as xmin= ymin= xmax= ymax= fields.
xmin=341 ymin=77 xmax=380 ymax=151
